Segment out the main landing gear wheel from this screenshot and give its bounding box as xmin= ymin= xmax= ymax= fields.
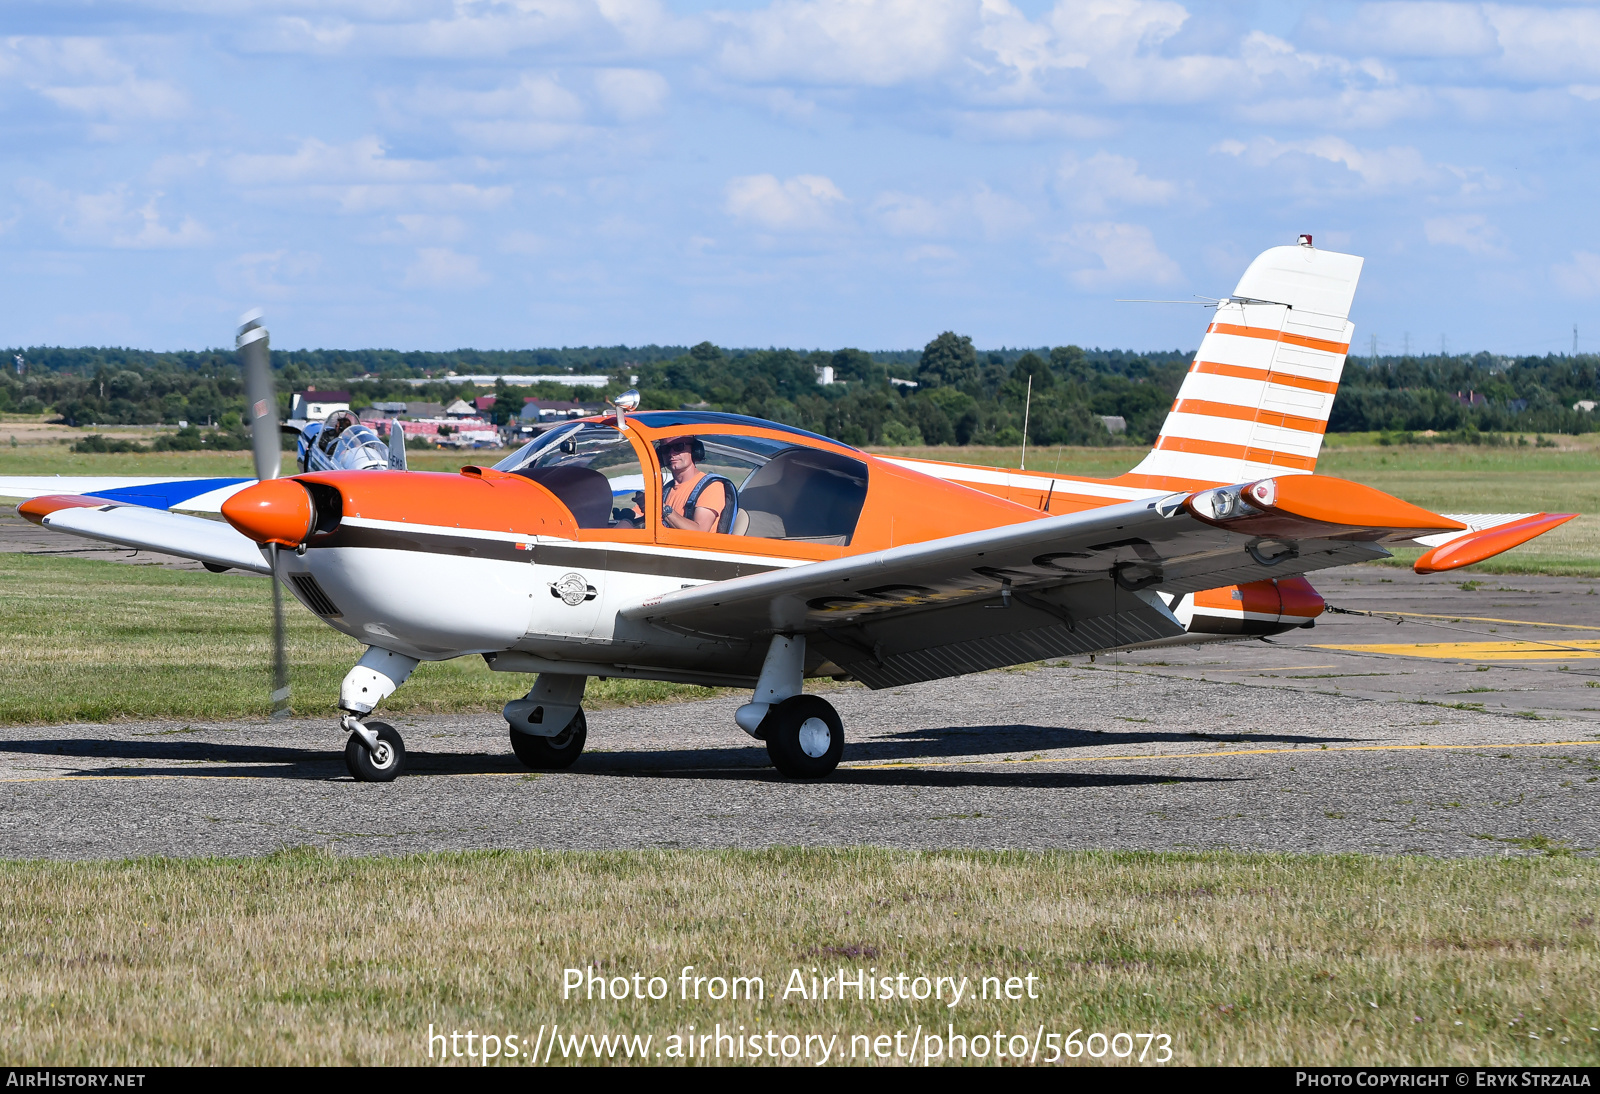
xmin=510 ymin=709 xmax=588 ymax=770
xmin=345 ymin=720 xmax=405 ymax=782
xmin=763 ymin=695 xmax=844 ymax=779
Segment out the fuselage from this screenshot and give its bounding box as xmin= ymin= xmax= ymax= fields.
xmin=226 ymin=410 xmax=1323 ymax=684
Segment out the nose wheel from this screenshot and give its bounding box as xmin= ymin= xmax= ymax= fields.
xmin=510 ymin=709 xmax=588 ymax=770
xmin=344 ymin=718 xmax=406 ymax=782
xmin=762 ymin=695 xmax=844 ymax=778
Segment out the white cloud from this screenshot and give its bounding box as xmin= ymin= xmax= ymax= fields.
xmin=593 ymin=67 xmax=670 ymax=120
xmin=19 ymin=180 xmax=212 ymax=249
xmin=871 ymin=191 xmax=958 ymax=237
xmin=253 ymin=0 xmax=704 ymax=59
xmin=1552 ymin=251 xmax=1600 ymax=297
xmin=403 ymin=247 xmax=490 ymax=290
xmin=1214 ymin=135 xmax=1440 ymax=189
xmin=226 ymin=136 xmax=438 ymax=185
xmin=1318 ymin=2 xmax=1499 ymax=58
xmin=949 ymin=109 xmax=1110 ymax=142
xmin=1488 ymin=3 xmax=1600 ymax=82
xmin=1424 ymin=213 xmax=1508 ymax=257
xmin=224 ymin=137 xmax=509 ymax=213
xmin=713 ymin=0 xmax=976 ymax=86
xmin=0 ymin=36 xmax=188 ymax=123
xmin=724 ymin=173 xmax=845 ymax=231
xmin=1054 ymin=221 xmax=1181 ymax=288
xmin=1056 ymin=152 xmax=1175 ymax=214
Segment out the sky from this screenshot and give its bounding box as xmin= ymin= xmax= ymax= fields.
xmin=3 ymin=0 xmax=1599 ymax=356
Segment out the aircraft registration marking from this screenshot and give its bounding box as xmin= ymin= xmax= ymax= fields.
xmin=1314 ymin=640 xmax=1600 ymax=662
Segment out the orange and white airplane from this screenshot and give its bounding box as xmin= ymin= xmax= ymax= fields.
xmin=6 ymin=239 xmax=1574 ymax=781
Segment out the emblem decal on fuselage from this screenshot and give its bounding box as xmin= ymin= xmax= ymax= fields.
xmin=552 ymin=572 xmax=595 ymax=606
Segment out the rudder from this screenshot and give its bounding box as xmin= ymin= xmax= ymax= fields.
xmin=1120 ymin=239 xmax=1364 ymax=490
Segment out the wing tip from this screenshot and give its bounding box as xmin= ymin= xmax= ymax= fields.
xmin=16 ymin=494 xmax=113 ymax=526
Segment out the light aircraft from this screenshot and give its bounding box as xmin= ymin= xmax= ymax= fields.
xmin=4 ymin=240 xmax=1574 ymax=782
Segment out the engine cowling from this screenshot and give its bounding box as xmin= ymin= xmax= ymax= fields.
xmin=1174 ymin=576 xmax=1324 ymax=636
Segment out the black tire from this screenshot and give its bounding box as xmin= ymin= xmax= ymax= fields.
xmin=344 ymin=720 xmax=405 ymax=782
xmin=510 ymin=708 xmax=587 ymax=770
xmin=763 ymin=695 xmax=844 ymax=778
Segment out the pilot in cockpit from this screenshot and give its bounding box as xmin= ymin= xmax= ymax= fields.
xmin=657 ymin=436 xmax=728 ymax=533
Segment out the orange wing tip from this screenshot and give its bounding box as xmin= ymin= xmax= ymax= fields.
xmin=1413 ymin=513 xmax=1576 ymax=575
xmin=221 ymin=479 xmax=314 ymax=546
xmin=16 ymin=494 xmax=115 ymax=526
xmin=1189 ymin=475 xmax=1466 ymax=541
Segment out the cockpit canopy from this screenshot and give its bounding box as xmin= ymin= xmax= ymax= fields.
xmin=492 ymin=414 xmax=869 ymax=542
xmin=298 ymin=410 xmax=394 ymax=473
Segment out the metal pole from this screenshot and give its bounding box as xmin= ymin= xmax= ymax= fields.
xmin=1020 ymin=375 xmax=1032 ymax=471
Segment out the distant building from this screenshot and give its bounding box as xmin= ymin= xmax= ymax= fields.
xmin=444 ymin=399 xmax=477 ymax=417
xmin=354 ymin=374 xmax=613 ymax=389
xmin=888 ymin=377 xmax=919 ymax=389
xmin=816 ymin=365 xmax=835 ymax=385
xmin=1100 ymin=415 xmax=1127 ymax=435
xmin=1575 ymin=400 xmax=1597 ymax=413
xmin=404 ymin=402 xmax=444 ymax=419
xmin=519 ymin=399 xmax=605 ymax=428
xmin=291 ymin=390 xmax=351 ymax=420
xmin=1454 ymin=390 xmax=1488 ymax=407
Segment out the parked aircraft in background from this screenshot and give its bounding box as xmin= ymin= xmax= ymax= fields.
xmin=3 ymin=239 xmax=1573 ymax=782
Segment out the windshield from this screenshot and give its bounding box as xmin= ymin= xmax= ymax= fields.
xmin=496 ymin=423 xmax=645 ymax=530
xmin=492 ymin=422 xmax=583 ymax=474
xmin=331 ymin=425 xmax=390 ymax=471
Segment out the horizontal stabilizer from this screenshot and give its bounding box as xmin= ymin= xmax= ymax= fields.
xmin=1413 ymin=513 xmax=1575 ymax=574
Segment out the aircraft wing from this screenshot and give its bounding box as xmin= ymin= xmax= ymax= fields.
xmin=17 ymin=494 xmax=272 ymax=575
xmin=0 ymin=476 xmax=254 ymax=514
xmin=620 ymin=475 xmax=1469 ymax=689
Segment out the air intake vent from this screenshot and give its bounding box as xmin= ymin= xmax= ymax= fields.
xmin=289 ymin=574 xmax=341 ymax=617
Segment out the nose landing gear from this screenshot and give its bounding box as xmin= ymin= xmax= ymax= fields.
xmin=343 ymin=715 xmax=406 ymax=782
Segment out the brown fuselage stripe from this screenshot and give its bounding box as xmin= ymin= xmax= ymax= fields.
xmin=309 ymin=524 xmax=781 ymax=582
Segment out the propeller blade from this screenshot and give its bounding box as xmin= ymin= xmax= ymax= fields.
xmin=268 ymin=543 xmax=291 ymax=720
xmin=237 ymin=311 xmax=281 ymax=483
xmin=387 ymin=417 xmax=408 ymax=471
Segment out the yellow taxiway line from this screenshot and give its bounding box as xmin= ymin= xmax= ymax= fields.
xmin=3 ymin=739 xmax=1595 ymax=782
xmin=1316 ymin=640 xmax=1600 ymax=662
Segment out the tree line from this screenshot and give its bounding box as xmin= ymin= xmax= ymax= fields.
xmin=4 ymin=339 xmax=1599 ymax=447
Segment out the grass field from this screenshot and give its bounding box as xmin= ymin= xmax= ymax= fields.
xmin=1 ymin=849 xmax=1594 ymax=1066
xmin=0 ymin=548 xmax=724 ymax=724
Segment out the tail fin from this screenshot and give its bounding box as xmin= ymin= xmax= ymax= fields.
xmin=1119 ymin=240 xmax=1364 ymax=490
xmin=388 ymin=417 xmax=408 ymax=471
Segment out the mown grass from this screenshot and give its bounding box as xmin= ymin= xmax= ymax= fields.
xmin=0 ymin=550 xmax=724 ymax=725
xmin=0 ymin=849 xmax=1594 ymax=1066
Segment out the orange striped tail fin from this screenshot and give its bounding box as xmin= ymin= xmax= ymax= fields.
xmin=1119 ymin=240 xmax=1364 ymax=491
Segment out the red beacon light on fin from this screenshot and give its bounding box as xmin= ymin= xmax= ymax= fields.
xmin=1298 ymin=233 xmax=1313 ymax=247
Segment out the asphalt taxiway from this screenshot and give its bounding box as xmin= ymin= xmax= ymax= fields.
xmin=1 ymin=562 xmax=1596 ymax=860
